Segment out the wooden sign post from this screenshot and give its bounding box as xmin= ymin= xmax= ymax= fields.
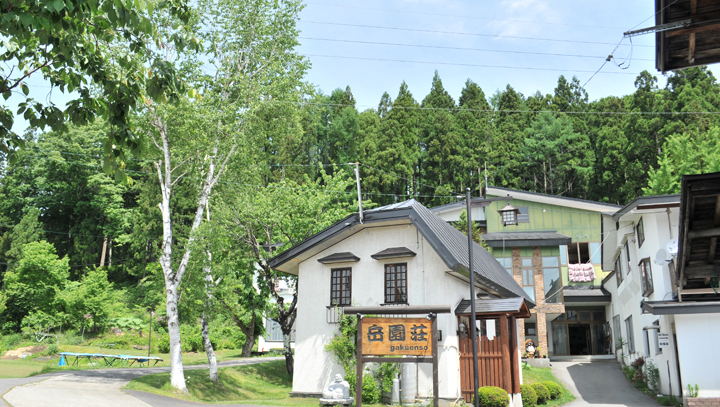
xmin=356 ymin=315 xmax=439 ymax=407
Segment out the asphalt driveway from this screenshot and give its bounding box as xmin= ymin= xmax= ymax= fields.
xmin=551 ymin=360 xmax=658 ymax=406
xmin=1 ymin=357 xmax=283 ymax=407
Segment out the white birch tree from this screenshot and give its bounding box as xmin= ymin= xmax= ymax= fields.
xmin=141 ymin=0 xmax=309 ymax=391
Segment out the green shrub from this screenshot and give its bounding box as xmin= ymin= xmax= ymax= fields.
xmin=541 ymin=381 xmax=561 ymax=400
xmin=520 ymin=384 xmax=537 ymax=407
xmin=530 ymin=383 xmax=550 ymax=404
xmin=361 ymin=374 xmax=381 ymax=403
xmin=156 ymin=335 xmax=170 ymax=353
xmin=44 ymin=343 xmax=59 ymax=356
xmin=474 ymin=386 xmax=509 ymax=407
xmin=622 ymin=366 xmax=635 ymax=380
xmin=0 ymin=333 xmax=23 ymax=351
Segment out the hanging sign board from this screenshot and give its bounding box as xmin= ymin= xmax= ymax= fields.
xmin=361 ymin=317 xmax=433 ymax=356
xmin=658 ymin=333 xmax=670 ymax=348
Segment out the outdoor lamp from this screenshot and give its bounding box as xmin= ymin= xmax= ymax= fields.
xmin=497 ymin=199 xmax=520 ymax=226
xmin=458 ymin=322 xmax=467 ymax=339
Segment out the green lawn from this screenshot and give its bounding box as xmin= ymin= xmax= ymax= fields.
xmin=522 ymin=364 xmax=576 ymax=406
xmin=0 ymin=345 xmax=269 ymax=379
xmin=125 ymin=360 xmax=386 ymax=407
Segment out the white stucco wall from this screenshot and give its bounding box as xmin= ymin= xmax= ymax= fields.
xmin=293 ymin=223 xmax=475 ymax=399
xmin=434 ymin=205 xmax=485 ymax=223
xmin=675 ymin=314 xmax=720 ymax=398
xmin=603 ymin=209 xmax=683 ymax=397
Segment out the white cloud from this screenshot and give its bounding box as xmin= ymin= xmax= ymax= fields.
xmin=492 ymin=0 xmax=562 ymax=38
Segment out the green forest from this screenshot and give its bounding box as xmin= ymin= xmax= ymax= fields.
xmin=2 ymin=0 xmax=720 ymax=391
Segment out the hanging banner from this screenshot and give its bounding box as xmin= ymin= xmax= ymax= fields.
xmin=360 ymin=317 xmax=433 ymax=356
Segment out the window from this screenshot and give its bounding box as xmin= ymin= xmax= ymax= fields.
xmin=644 ymin=329 xmax=650 ymax=357
xmin=521 ymin=258 xmax=535 ymax=302
xmin=624 ymin=241 xmax=632 ymax=275
xmin=625 ymin=316 xmax=635 ymax=353
xmin=543 ymin=256 xmax=561 ymax=303
xmin=330 ymin=268 xmax=352 ymax=306
xmin=265 ymin=318 xmax=283 ymax=342
xmin=615 ymin=255 xmax=624 ymax=287
xmin=639 ymin=258 xmax=654 ymax=296
xmin=559 ymin=245 xmax=568 ymax=265
xmin=384 ymin=263 xmax=407 ymax=304
xmin=653 ymin=320 xmax=662 ymax=355
xmin=517 ymin=207 xmax=530 ymax=223
xmin=525 ymin=322 xmax=537 ymax=336
xmin=497 ymin=258 xmax=512 ymax=275
xmin=637 ymin=217 xmax=645 ymax=248
xmin=567 ymin=242 xmax=591 ymax=264
xmin=613 ymin=315 xmax=622 ymax=349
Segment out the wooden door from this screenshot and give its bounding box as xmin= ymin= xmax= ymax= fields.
xmin=459 ymin=324 xmax=508 ymax=402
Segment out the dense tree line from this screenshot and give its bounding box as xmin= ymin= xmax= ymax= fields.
xmin=1 ymin=0 xmax=720 ymax=389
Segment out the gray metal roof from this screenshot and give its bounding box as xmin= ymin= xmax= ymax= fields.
xmin=371 ymin=247 xmax=417 ymax=260
xmin=481 ymin=231 xmax=572 ymax=247
xmin=611 ymin=194 xmax=681 ymax=222
xmin=268 ymin=199 xmax=532 ymax=303
xmin=317 ymin=252 xmax=360 ymax=264
xmin=641 ymin=300 xmax=720 ymax=315
xmin=487 ymin=186 xmax=622 ymax=211
xmin=454 ymin=297 xmax=527 ymax=314
xmin=429 ymin=198 xmax=491 ymax=214
xmin=562 ymin=286 xmax=611 ymax=303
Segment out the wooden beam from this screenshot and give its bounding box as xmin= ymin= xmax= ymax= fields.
xmin=684 ymin=264 xmax=720 ymax=278
xmin=688 ymin=227 xmax=720 ymax=239
xmin=343 ymin=305 xmax=451 ymax=315
xmin=689 ymin=0 xmax=697 ymax=63
xmin=432 ymin=317 xmax=439 ymax=407
xmin=509 ymin=316 xmax=521 ymax=394
xmin=500 ymin=314 xmax=511 ymax=394
xmin=356 ymin=318 xmax=364 ymax=407
xmin=636 ymin=203 xmax=680 ymax=210
xmin=362 ymin=356 xmax=434 ymax=363
xmin=666 ymin=22 xmax=720 ymax=37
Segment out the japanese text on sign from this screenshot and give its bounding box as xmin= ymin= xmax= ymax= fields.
xmin=657 ymin=333 xmax=670 ymax=347
xmin=361 ymin=317 xmax=433 ymax=356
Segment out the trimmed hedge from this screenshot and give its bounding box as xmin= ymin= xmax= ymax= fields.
xmin=542 ymin=381 xmax=562 ymax=400
xmin=473 ymin=386 xmax=509 ymax=407
xmin=520 ymin=384 xmax=537 ymax=407
xmin=531 ymin=383 xmax=551 ymax=404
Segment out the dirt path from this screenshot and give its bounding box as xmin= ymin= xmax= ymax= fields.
xmin=1 ymin=357 xmax=283 ymax=407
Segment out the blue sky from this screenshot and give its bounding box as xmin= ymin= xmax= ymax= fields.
xmin=296 ymin=0 xmax=707 ymax=109
xmin=12 ymin=0 xmax=717 ymax=134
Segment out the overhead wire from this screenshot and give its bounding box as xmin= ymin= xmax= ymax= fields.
xmin=298 ymin=21 xmax=655 ymax=48
xmin=305 ymin=1 xmax=626 ymax=29
xmin=297 ymin=37 xmax=656 ymax=61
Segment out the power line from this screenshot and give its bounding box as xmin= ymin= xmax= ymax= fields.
xmin=299 ymin=21 xmax=655 ymax=48
xmin=298 ymin=37 xmax=655 ymax=61
xmin=360 ymin=164 xmax=462 ymax=197
xmin=303 ymin=54 xmax=641 ymax=75
xmin=305 ymin=2 xmax=625 ymax=30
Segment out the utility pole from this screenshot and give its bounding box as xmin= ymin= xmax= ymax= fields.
xmin=354 ymin=163 xmax=364 ymax=223
xmin=466 ymin=188 xmax=480 ymax=407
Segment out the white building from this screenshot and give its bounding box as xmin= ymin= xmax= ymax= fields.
xmin=268 ymin=200 xmax=533 ymax=404
xmin=601 ymin=194 xmax=683 ymax=397
xmin=257 ymin=279 xmax=296 ymax=353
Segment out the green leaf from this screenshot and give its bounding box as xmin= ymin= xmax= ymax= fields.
xmin=22 ymin=84 xmax=29 ymax=96
xmin=53 ymin=0 xmax=65 ymax=11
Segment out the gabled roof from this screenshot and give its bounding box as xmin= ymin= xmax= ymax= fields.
xmin=371 ymin=247 xmax=416 ymax=260
xmin=481 ymin=231 xmax=572 ymax=247
xmin=317 ymin=252 xmax=360 ymax=264
xmin=486 ymin=186 xmax=621 ymax=213
xmin=429 ymin=198 xmax=491 ymax=214
xmin=611 ymin=194 xmax=681 ymax=222
xmin=268 ymin=200 xmax=533 ymax=304
xmin=454 ymin=297 xmax=531 ymax=317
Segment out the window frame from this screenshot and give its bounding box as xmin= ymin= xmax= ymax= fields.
xmin=520 ymin=257 xmax=535 ymax=302
xmin=624 ymin=240 xmax=632 ymax=275
xmin=568 ymin=242 xmax=591 ymax=264
xmin=625 ymin=315 xmax=635 ymax=354
xmin=330 ymin=267 xmax=352 ymax=306
xmin=637 ymin=217 xmax=645 ymax=248
xmin=517 ymin=206 xmax=530 ymax=223
xmin=615 ymin=254 xmax=624 ymax=287
xmin=613 ymin=315 xmax=622 ymax=350
xmin=384 ymin=263 xmax=408 ymax=304
xmin=639 ymin=257 xmax=654 ymax=296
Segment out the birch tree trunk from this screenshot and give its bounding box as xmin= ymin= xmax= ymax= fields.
xmin=150 ymin=109 xmax=236 ymax=392
xmin=201 ymin=311 xmax=218 ymax=382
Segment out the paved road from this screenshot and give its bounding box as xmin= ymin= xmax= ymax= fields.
xmin=551 ymin=360 xmax=658 ymax=407
xmin=1 ymin=357 xmax=283 ymax=407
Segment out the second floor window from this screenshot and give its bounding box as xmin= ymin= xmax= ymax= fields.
xmin=640 ymin=258 xmax=654 ymax=296
xmin=615 ymin=255 xmax=624 ymax=287
xmin=330 ymin=268 xmax=352 ymax=306
xmin=385 ymin=263 xmax=407 ymax=304
xmin=637 ymin=217 xmax=645 ymax=248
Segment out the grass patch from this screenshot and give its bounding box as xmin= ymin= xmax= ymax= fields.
xmin=0 ymin=344 xmax=263 ymax=379
xmin=522 ymin=364 xmax=575 ymax=406
xmin=125 ymin=360 xmax=385 ymax=407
